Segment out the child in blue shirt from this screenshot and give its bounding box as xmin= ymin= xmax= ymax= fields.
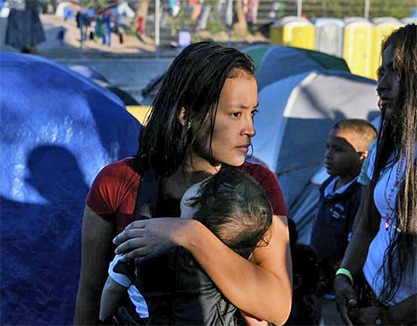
xmin=311 ymin=119 xmax=377 ymax=292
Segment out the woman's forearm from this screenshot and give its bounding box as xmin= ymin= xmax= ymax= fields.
xmin=340 ymin=188 xmax=380 ymax=278
xmin=179 ymin=216 xmax=293 ymax=325
xmin=339 ymin=228 xmax=374 ymax=279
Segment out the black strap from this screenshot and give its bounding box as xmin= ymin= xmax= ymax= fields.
xmin=133 ymin=168 xmax=159 ymax=221
xmin=111 ymin=167 xmax=160 ymax=324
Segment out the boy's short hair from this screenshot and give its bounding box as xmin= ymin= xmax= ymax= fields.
xmin=189 ymin=165 xmax=273 ymax=259
xmin=333 ymin=119 xmax=378 ymax=151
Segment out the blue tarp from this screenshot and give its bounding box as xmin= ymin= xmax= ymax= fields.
xmin=0 ymin=53 xmax=141 ymax=325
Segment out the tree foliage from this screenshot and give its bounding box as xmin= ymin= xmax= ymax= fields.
xmin=82 ymin=0 xmax=112 ymax=10
xmin=301 ymin=0 xmax=413 ymax=19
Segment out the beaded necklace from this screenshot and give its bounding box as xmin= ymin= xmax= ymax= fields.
xmin=382 ymin=154 xmax=404 ymax=231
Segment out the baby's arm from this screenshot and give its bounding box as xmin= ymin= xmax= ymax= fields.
xmin=241 ymin=311 xmax=268 ymax=326
xmin=99 ymin=276 xmax=127 ymax=322
xmin=100 ymin=254 xmax=132 ymax=322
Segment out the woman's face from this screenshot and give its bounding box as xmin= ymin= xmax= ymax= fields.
xmin=193 ymin=73 xmax=258 ymax=169
xmin=378 ymin=43 xmax=401 ymax=119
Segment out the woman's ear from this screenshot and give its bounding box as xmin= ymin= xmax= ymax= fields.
xmin=178 ymin=107 xmax=191 ymax=129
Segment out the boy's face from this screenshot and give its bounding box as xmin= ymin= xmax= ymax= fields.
xmin=324 ymin=129 xmax=364 ymax=178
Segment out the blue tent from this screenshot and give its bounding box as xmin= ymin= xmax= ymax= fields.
xmin=0 ymin=53 xmax=141 ymax=325
xmin=246 ymin=46 xmax=380 ymax=243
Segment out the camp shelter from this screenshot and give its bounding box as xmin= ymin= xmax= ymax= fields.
xmin=107 ymin=1 xmax=135 ymax=18
xmin=245 ymin=45 xmax=350 ymax=91
xmin=247 ymin=46 xmax=379 ymax=243
xmin=55 ymin=0 xmax=80 ymax=17
xmin=70 ymin=65 xmax=140 ymax=105
xmin=0 ymin=53 xmax=141 ymax=325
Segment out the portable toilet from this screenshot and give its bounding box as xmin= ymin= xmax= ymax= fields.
xmin=343 ymin=17 xmax=374 ymax=78
xmin=270 ymin=16 xmax=315 ymax=50
xmin=401 ymin=18 xmax=417 ymax=25
xmin=371 ymin=18 xmax=403 ymax=80
xmin=312 ymin=17 xmax=344 ymax=58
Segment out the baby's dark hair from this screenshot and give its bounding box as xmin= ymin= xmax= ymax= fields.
xmin=333 ymin=119 xmax=378 ymax=151
xmin=190 ymin=165 xmax=273 ymax=259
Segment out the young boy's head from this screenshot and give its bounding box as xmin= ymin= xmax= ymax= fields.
xmin=180 ymin=165 xmax=273 ymax=259
xmin=324 ymin=119 xmax=377 ymax=178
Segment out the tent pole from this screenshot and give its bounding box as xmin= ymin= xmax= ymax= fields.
xmin=226 ymin=0 xmax=233 ymax=42
xmin=155 ymin=0 xmax=160 ymax=46
xmin=364 ymin=0 xmax=370 ymax=20
xmin=79 ymin=0 xmax=83 ymax=47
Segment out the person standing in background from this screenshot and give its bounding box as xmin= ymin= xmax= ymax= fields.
xmin=5 ymin=0 xmax=45 ymax=53
xmin=334 ymin=24 xmax=417 ymax=326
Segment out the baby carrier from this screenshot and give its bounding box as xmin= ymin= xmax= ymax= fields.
xmin=112 ymin=164 xmax=240 ymax=326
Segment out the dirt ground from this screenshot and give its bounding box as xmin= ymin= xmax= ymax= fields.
xmin=39 ymin=14 xmax=158 ymax=58
xmin=0 ymin=14 xmax=267 ymax=59
xmin=1 ymin=13 xmax=168 ymax=58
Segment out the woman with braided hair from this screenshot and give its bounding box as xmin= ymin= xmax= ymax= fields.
xmin=334 ymin=24 xmax=417 ymax=326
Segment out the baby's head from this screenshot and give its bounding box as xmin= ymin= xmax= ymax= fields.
xmin=180 ymin=165 xmax=273 ymax=259
xmin=324 ymin=119 xmax=377 ymax=178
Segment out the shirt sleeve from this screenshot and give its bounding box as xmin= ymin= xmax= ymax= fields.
xmin=108 ymin=254 xmax=132 ymax=288
xmin=358 ymin=140 xmax=376 ymax=186
xmin=85 ymin=159 xmax=140 ymax=222
xmin=241 ymin=162 xmax=288 ymax=216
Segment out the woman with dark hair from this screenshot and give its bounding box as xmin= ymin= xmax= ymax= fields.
xmin=75 ymin=41 xmax=292 ymax=325
xmin=334 ymin=25 xmax=417 ymax=326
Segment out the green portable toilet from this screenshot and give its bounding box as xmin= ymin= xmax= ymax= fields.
xmin=343 ymin=17 xmax=374 ymax=78
xmin=312 ymin=17 xmax=344 ymax=58
xmin=270 ymin=16 xmax=315 ymax=50
xmin=371 ymin=17 xmax=403 ymax=80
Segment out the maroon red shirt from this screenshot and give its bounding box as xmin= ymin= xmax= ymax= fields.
xmin=86 ymin=158 xmax=287 ymax=235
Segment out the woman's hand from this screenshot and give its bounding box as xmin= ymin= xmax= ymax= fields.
xmin=334 ymin=275 xmax=359 ymax=326
xmin=348 ymin=307 xmax=386 ymax=325
xmin=113 ymin=218 xmax=197 ymax=260
xmin=115 ymin=216 xmax=292 ymax=325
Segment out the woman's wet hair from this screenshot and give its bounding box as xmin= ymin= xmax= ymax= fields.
xmin=190 ymin=165 xmax=273 ymax=259
xmin=136 ymin=41 xmax=255 ymax=176
xmin=371 ymin=24 xmax=417 ymax=304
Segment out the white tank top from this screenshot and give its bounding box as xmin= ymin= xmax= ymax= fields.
xmin=363 ymin=148 xmax=417 ymax=306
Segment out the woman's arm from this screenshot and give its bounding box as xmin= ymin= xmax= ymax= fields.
xmin=334 ymin=187 xmax=381 ymax=325
xmin=75 ymin=206 xmax=114 ymax=326
xmin=241 ymin=311 xmax=268 ymax=326
xmin=114 ymin=215 xmax=293 ymax=325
